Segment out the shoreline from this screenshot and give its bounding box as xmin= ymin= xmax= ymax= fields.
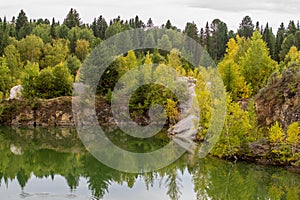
xmin=1 ymin=97 xmax=300 ymax=173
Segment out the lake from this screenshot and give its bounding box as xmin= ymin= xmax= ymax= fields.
xmin=0 ymin=127 xmax=299 ymax=200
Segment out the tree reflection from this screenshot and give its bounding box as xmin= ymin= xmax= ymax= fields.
xmin=0 ymin=127 xmax=299 ymax=200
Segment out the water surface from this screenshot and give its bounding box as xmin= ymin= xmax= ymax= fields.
xmin=0 ymin=127 xmax=299 ymax=200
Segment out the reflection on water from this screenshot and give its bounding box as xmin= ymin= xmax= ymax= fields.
xmin=0 ymin=127 xmax=299 ymax=200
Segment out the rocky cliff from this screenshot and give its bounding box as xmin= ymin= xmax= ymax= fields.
xmin=0 ymin=96 xmax=114 ymax=127
xmin=255 ymin=64 xmax=300 ymax=129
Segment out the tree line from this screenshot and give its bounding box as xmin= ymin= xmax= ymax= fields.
xmin=0 ymin=8 xmax=300 ymax=165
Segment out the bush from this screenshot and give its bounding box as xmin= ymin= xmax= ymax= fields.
xmin=22 ymin=62 xmax=73 ymax=99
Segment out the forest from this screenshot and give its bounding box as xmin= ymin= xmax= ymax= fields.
xmin=0 ymin=9 xmax=300 ymax=164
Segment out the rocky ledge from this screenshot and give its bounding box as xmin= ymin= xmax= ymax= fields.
xmin=0 ymin=96 xmax=115 ymax=127
xmin=255 ymin=64 xmax=300 ymax=129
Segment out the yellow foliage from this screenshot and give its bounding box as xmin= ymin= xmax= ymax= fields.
xmin=164 ymin=99 xmax=179 ymax=125
xmin=284 ymin=46 xmax=300 ymax=66
xmin=287 ymin=122 xmax=300 ymax=146
xmin=268 ymin=121 xmax=285 ymax=144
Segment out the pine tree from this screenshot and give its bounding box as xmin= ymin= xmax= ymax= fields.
xmin=209 ymin=19 xmax=228 ymax=61
xmin=204 ymin=22 xmax=210 ymax=49
xmin=184 ymin=22 xmax=199 ymax=41
xmin=287 ymin=20 xmax=297 ymax=35
xmin=92 ymin=15 xmax=108 ymax=39
xmin=16 ymin=9 xmax=28 ymax=35
xmin=165 ymin=20 xmax=172 ymax=29
xmin=237 ymin=16 xmax=254 ymax=38
xmin=280 ymin=34 xmax=295 ymax=60
xmin=146 ymin=18 xmax=154 ymax=29
xmin=274 ymin=23 xmax=285 ymax=61
xmin=69 ymin=31 xmax=77 ymax=54
xmin=50 ymin=18 xmax=56 ymax=38
xmin=63 ymin=8 xmax=81 ymax=29
xmin=262 ymin=23 xmax=276 ymax=59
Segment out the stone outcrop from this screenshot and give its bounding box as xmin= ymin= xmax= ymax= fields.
xmin=255 ymin=64 xmax=300 ymax=129
xmin=168 ymin=76 xmax=199 ymax=148
xmin=8 ymin=85 xmax=23 ymax=100
xmin=0 ymin=96 xmax=114 ymax=127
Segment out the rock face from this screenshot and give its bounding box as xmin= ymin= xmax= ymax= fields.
xmin=8 ymin=85 xmax=23 ymax=100
xmin=255 ymin=65 xmax=300 ymax=129
xmin=168 ymin=76 xmax=199 ymax=145
xmin=0 ymin=96 xmax=114 ymax=127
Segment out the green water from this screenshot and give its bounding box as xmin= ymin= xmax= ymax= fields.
xmin=0 ymin=127 xmax=299 ymax=200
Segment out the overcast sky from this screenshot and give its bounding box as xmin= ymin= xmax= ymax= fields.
xmin=0 ymin=0 xmax=299 ymax=31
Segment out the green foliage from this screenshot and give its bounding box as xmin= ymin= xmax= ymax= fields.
xmin=91 ymin=15 xmax=108 ymax=40
xmin=21 ymin=62 xmax=40 ymax=98
xmin=237 ymin=16 xmax=254 ymax=38
xmin=18 ymin=35 xmax=44 ymax=63
xmin=218 ymin=58 xmax=251 ymax=100
xmin=240 ymin=31 xmax=278 ymax=94
xmin=262 ymin=23 xmax=276 ymax=59
xmin=208 ymin=19 xmax=229 ymax=61
xmin=65 ymin=55 xmax=81 ymax=77
xmin=280 ymin=34 xmax=296 ymax=60
xmin=211 ymin=95 xmax=253 ymax=158
xmin=32 ymin=24 xmax=51 ymax=43
xmin=0 ymin=59 xmax=12 ymax=98
xmin=75 ymin=39 xmax=90 ymax=61
xmin=21 ymin=62 xmax=73 ymax=99
xmin=217 ymin=38 xmax=252 ymax=99
xmin=68 ymin=27 xmax=95 ymax=44
xmin=63 ymin=8 xmax=81 ymax=29
xmin=3 ymin=44 xmax=22 ymax=80
xmin=267 ymin=121 xmax=300 ymax=164
xmin=16 ymin=10 xmax=28 ymax=39
xmin=157 ymin=34 xmax=172 ymax=50
xmin=183 ymin=22 xmax=199 ymax=41
xmin=40 ymin=39 xmax=69 ymax=69
xmin=105 ymin=21 xmax=126 ymax=39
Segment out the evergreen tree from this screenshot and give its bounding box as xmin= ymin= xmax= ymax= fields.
xmin=18 ymin=23 xmax=34 ymax=39
xmin=146 ymin=18 xmax=154 ymax=29
xmin=199 ymin=28 xmax=204 ymax=46
xmin=50 ymin=18 xmax=57 ymax=38
xmin=165 ymin=20 xmax=172 ymax=29
xmin=0 ymin=21 xmax=9 ymax=55
xmin=280 ymin=34 xmax=295 ymax=60
xmin=204 ymin=22 xmax=210 ymax=49
xmin=16 ymin=9 xmax=28 ymax=37
xmin=274 ymin=23 xmax=285 ymax=61
xmin=92 ymin=15 xmax=108 ymax=40
xmin=262 ymin=23 xmax=276 ymax=59
xmin=287 ymin=20 xmax=297 ymax=35
xmin=183 ymin=22 xmax=199 ymax=41
xmin=255 ymin=21 xmax=260 ymax=31
xmin=237 ymin=16 xmax=254 ymax=38
xmin=105 ymin=21 xmax=124 ymax=38
xmin=69 ymin=31 xmax=77 ymax=54
xmin=63 ymin=8 xmax=81 ymax=29
xmin=209 ymin=19 xmax=228 ymax=61
xmin=295 ymin=31 xmax=300 ymax=50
